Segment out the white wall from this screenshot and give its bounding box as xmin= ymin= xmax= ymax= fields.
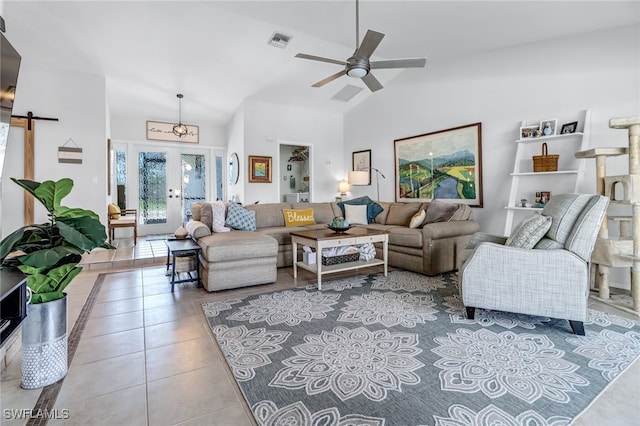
xmin=345 ymin=24 xmax=640 ymax=235
xmin=109 ymin=112 xmax=226 ymax=148
xmin=226 ymin=104 xmax=245 ymax=203
xmin=3 ymin=62 xmax=107 ymax=227
xmin=240 ymin=100 xmax=344 ymax=204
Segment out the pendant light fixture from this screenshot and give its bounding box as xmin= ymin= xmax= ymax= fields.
xmin=172 ymin=93 xmax=188 ymax=137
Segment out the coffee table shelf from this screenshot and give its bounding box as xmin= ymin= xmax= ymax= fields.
xmin=290 ymin=228 xmax=389 ymax=290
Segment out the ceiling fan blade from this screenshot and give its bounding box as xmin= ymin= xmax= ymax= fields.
xmin=354 ymin=30 xmax=385 ymax=59
xmin=370 ymin=58 xmax=427 ymax=69
xmin=295 ymin=53 xmax=347 ymax=66
xmin=361 ymin=73 xmax=383 ymax=92
xmin=312 ymin=69 xmax=347 ymax=88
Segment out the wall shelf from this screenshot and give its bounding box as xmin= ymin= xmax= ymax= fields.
xmin=504 ymin=109 xmax=591 ymax=235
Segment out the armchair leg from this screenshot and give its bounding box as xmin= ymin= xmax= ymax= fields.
xmin=465 ymin=307 xmax=475 ymax=320
xmin=569 ymin=320 xmax=585 ymax=336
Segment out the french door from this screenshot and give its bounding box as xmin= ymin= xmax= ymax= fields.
xmin=112 ymin=142 xmax=211 ymax=236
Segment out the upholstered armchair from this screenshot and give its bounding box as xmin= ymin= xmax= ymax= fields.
xmin=460 ymin=193 xmax=608 ymax=335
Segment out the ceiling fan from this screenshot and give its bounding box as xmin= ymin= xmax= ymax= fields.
xmin=295 ymin=0 xmax=426 ymax=92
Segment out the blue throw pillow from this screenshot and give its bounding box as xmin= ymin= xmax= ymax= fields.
xmin=225 ymin=203 xmax=256 ymax=231
xmin=337 ymin=196 xmax=383 ymax=223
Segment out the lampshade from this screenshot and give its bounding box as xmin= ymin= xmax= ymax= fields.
xmin=338 ymin=179 xmax=351 ymax=196
xmin=348 ymin=170 xmax=369 ymax=186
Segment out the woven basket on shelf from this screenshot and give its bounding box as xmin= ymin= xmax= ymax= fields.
xmin=321 ymin=252 xmax=359 ymax=266
xmin=532 ymin=142 xmax=559 ymax=172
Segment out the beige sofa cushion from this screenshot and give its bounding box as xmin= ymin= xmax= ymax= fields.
xmin=387 ymin=227 xmax=423 ymax=248
xmin=424 ymin=200 xmax=459 ymax=223
xmin=386 ymin=203 xmax=422 ymax=226
xmin=450 ymin=204 xmax=473 ymax=221
xmin=191 ymin=202 xmax=203 ymax=221
xmin=374 ymin=202 xmax=392 ymax=224
xmin=198 ymin=231 xmax=278 ymax=262
xmin=244 ymin=203 xmax=291 ymax=228
xmin=258 ymin=226 xmax=307 ymax=245
xmin=292 ymin=202 xmax=335 ymax=224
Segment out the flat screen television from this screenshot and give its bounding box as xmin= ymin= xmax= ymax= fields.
xmin=0 ymin=31 xmax=21 ymax=178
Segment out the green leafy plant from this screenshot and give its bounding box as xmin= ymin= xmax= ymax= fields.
xmin=0 ymin=178 xmax=111 ymax=303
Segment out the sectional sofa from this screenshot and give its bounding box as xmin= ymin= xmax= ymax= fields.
xmin=186 ymin=199 xmax=479 ymax=292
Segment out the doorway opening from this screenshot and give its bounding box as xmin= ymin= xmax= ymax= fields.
xmin=279 ymin=143 xmax=311 ymax=203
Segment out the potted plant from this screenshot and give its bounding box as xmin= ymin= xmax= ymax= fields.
xmin=0 ymin=178 xmax=110 ymax=389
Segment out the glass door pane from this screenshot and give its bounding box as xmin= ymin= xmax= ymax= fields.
xmin=138 ymin=151 xmax=167 ymax=225
xmin=181 ymin=153 xmax=206 ymax=222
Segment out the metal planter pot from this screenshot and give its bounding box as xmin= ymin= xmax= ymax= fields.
xmin=21 ymin=294 xmax=68 ymax=389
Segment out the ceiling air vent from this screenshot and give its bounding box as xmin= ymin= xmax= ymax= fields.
xmin=331 ymin=85 xmax=363 ymax=102
xmin=268 ymin=32 xmax=291 ymax=49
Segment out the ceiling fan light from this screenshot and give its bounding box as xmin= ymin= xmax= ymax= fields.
xmin=347 ymin=66 xmax=368 ymax=78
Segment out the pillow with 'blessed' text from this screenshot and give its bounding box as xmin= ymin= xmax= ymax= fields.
xmin=282 ymin=208 xmax=316 ymax=227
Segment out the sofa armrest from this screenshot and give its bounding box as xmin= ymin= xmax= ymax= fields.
xmin=185 ymin=220 xmax=211 ymax=239
xmin=422 ymin=220 xmax=479 ymax=240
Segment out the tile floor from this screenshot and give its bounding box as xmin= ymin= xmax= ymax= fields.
xmin=1 ymin=236 xmax=640 ymax=425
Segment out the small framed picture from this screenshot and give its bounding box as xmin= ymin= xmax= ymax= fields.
xmin=286 ymin=164 xmax=292 ymax=171
xmin=248 ymin=155 xmax=272 ymax=183
xmin=535 ymin=191 xmax=551 ymax=207
xmin=352 ymin=149 xmax=372 ymax=185
xmin=560 ymin=121 xmax=578 ymax=134
xmin=519 ymin=125 xmax=539 ymax=139
xmin=539 ymin=119 xmax=558 ymax=136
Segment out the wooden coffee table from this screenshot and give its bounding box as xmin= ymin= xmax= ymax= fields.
xmin=290 ymin=228 xmax=389 ymax=290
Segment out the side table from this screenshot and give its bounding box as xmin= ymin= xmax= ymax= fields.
xmin=165 ymin=238 xmax=202 ymax=292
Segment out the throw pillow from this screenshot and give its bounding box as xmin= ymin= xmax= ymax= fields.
xmin=185 ymin=220 xmax=211 ymax=239
xmin=200 ymin=203 xmax=214 ymax=230
xmin=211 ymin=201 xmax=230 ymax=233
xmin=337 ymin=196 xmax=383 ymax=223
xmin=409 ymin=209 xmax=426 ymax=229
xmin=424 ymin=200 xmax=458 ymax=223
xmin=345 ymin=204 xmax=368 ymax=225
xmin=505 ymin=214 xmax=553 ymax=249
xmin=282 ymin=208 xmax=316 ymax=227
xmin=108 ymin=203 xmax=121 ymax=220
xmin=225 ymin=203 xmax=257 ymax=231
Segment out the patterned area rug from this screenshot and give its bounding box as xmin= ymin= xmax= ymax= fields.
xmin=202 ymin=271 xmax=640 ymax=426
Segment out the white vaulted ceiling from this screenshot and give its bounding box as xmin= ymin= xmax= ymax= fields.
xmin=4 ymin=1 xmax=639 ymax=126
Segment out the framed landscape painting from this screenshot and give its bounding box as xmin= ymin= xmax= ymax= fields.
xmin=394 ymin=123 xmax=483 ymax=206
xmin=248 ymin=155 xmax=272 ymax=183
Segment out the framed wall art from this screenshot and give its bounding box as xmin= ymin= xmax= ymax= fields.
xmin=146 ymin=121 xmax=199 ymax=143
xmin=352 ymin=149 xmax=372 ymax=185
xmin=394 ymin=122 xmax=483 ymax=206
xmin=248 ymin=155 xmax=272 ymax=183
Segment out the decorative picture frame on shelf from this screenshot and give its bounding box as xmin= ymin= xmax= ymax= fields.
xmin=539 ymin=119 xmax=558 ymax=137
xmin=352 ymin=149 xmax=372 ymax=185
xmin=560 ymin=121 xmax=578 ymax=134
xmin=248 ymin=155 xmax=272 ymax=183
xmin=519 ymin=125 xmax=540 ymax=139
xmin=394 ymin=122 xmax=483 ymax=206
xmin=534 ymin=191 xmax=551 ymax=207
